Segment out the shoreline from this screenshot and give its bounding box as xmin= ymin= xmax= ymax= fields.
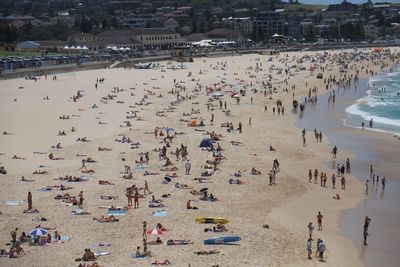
xmin=297 ymin=71 xmax=400 ymax=267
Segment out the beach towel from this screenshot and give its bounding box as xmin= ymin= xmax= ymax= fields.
xmin=6 ymin=200 xmax=24 ymax=206
xmin=91 ymin=243 xmax=111 ymax=248
xmin=152 ymin=210 xmax=168 ymax=217
xmin=130 ymin=254 xmax=146 ymax=259
xmin=107 ymin=210 xmax=127 ymax=216
xmin=37 ymin=187 xmax=52 ymax=192
xmin=52 ymin=235 xmax=70 ymax=242
xmin=94 ymin=251 xmax=110 ymax=256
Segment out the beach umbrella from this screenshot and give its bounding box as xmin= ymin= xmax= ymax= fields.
xmin=29 ymin=228 xmax=48 ymax=236
xmin=146 ymin=229 xmax=163 ymax=235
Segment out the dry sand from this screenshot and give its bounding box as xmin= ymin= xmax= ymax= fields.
xmin=0 ymin=49 xmax=396 ymax=266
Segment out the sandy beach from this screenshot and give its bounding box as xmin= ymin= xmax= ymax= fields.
xmin=0 ymin=48 xmax=398 ymax=267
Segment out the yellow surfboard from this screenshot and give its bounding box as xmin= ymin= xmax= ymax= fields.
xmin=195 ymin=217 xmax=229 ymax=224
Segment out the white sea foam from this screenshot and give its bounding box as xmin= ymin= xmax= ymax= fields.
xmin=345 ymin=104 xmax=400 ymax=128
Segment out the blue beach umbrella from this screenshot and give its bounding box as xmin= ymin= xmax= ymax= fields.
xmin=29 ymin=228 xmax=48 ymax=236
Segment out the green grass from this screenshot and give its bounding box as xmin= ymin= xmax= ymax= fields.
xmin=0 ymin=51 xmax=42 ymax=57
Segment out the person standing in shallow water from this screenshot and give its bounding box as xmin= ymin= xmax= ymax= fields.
xmin=363 ymin=216 xmax=371 ymax=246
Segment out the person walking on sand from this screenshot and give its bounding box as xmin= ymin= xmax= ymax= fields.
xmin=317 ymin=211 xmax=323 ymax=231
xmin=331 ymin=174 xmax=336 ymax=189
xmin=27 ymin=192 xmax=32 ymax=210
xmin=308 ymin=169 xmax=312 ymax=183
xmin=143 ymin=221 xmax=147 ymax=240
xmin=341 ymin=176 xmax=346 ymax=189
xmin=363 ymin=216 xmax=371 ymax=245
xmin=308 ymin=222 xmax=314 ymax=240
xmin=365 ymin=180 xmax=369 ymax=195
xmin=144 ymin=180 xmax=151 ymax=195
xmin=78 ymin=191 xmax=84 ymax=209
xmin=80 ymin=159 xmax=86 ymax=171
xmin=185 ymin=160 xmax=191 ymax=175
xmin=317 ymin=239 xmax=326 ymax=262
xmin=307 ymin=238 xmax=312 ymax=260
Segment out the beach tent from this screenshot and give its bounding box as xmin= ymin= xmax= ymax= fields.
xmin=63 ymin=45 xmax=70 ymax=49
xmin=199 ymin=138 xmax=213 ymax=148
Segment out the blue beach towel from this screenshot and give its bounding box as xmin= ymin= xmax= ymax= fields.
xmin=130 ymin=253 xmax=145 ymax=259
xmin=107 ymin=210 xmax=127 ymax=216
xmin=152 ymin=210 xmax=167 ymax=217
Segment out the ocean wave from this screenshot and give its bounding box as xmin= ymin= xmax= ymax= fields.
xmin=345 ymin=104 xmax=400 ymax=128
xmin=386 ymin=71 xmax=400 ymax=77
xmin=343 ymin=120 xmax=400 ymax=135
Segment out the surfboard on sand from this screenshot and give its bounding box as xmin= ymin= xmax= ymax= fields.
xmin=204 ymin=236 xmax=241 ymax=245
xmin=195 ymin=217 xmax=229 ymax=224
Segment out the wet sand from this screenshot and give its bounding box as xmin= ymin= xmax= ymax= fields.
xmin=297 ymin=76 xmax=400 ymax=267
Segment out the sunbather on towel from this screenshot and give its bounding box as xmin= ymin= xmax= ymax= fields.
xmin=93 ymin=215 xmax=119 ymax=222
xmin=167 ymin=239 xmax=193 ymax=245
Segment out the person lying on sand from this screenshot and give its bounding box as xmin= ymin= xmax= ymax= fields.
xmin=167 ymin=239 xmax=193 ymax=245
xmin=100 ymin=196 xmax=118 ymax=200
xmin=93 ymin=215 xmax=119 ymax=222
xmin=194 ymin=250 xmax=219 ymax=255
xmin=175 ymin=183 xmax=189 ymax=189
xmin=81 ymin=169 xmax=95 ymax=174
xmin=3 ymin=131 xmax=14 ymax=135
xmin=76 ymin=137 xmax=90 ymax=142
xmin=12 ymin=155 xmax=26 ymax=160
xmin=23 ymin=209 xmax=39 ymax=213
xmin=33 ymin=170 xmax=48 ymax=175
xmin=229 ymin=178 xmax=244 ymax=184
xmin=160 ymin=167 xmax=178 ymax=172
xmin=193 ymin=177 xmax=210 ymax=183
xmin=20 ymin=176 xmax=35 ymax=182
xmin=59 ymin=185 xmax=73 ymax=191
xmin=48 ymin=153 xmax=64 ymax=160
xmin=98 ymin=147 xmax=112 ymax=151
xmin=54 ymin=193 xmax=71 ymax=200
xmin=98 ymin=180 xmax=114 ymax=185
xmin=151 ymin=259 xmax=171 ymax=266
xmin=149 ymin=203 xmax=165 ymax=208
xmin=144 ymin=171 xmax=160 ymax=176
xmin=62 ymin=196 xmax=78 ymax=205
xmin=251 ymin=167 xmax=262 ymax=175
xmin=71 ymin=210 xmax=91 ymax=215
xmin=231 ymin=141 xmax=243 ymax=146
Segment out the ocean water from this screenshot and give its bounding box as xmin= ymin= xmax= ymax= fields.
xmin=345 ymin=66 xmax=400 ymax=135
